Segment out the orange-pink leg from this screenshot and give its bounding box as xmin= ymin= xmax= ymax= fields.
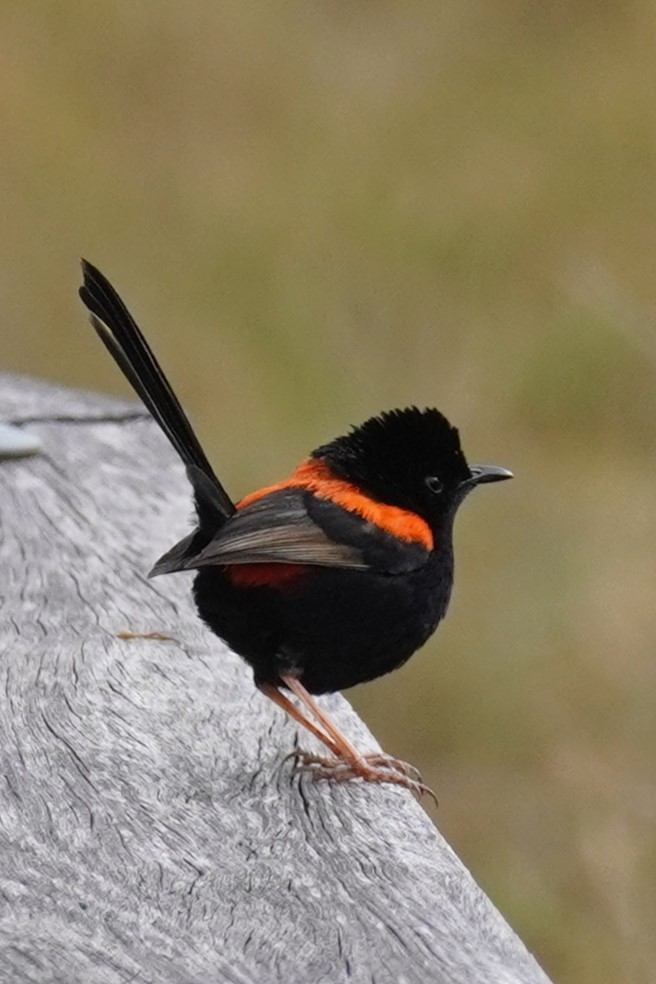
xmin=258 ymin=682 xmax=342 ymax=758
xmin=260 ymin=674 xmax=437 ymax=803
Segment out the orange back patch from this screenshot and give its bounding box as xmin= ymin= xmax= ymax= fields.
xmin=237 ymin=458 xmax=434 ymax=550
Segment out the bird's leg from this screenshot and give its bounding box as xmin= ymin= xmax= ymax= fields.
xmin=258 ymin=682 xmax=342 ymax=758
xmin=274 ymin=674 xmax=436 ymax=803
xmin=282 ymin=674 xmax=365 ymax=763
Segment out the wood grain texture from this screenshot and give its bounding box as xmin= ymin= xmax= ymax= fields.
xmin=0 ymin=374 xmax=552 ymax=984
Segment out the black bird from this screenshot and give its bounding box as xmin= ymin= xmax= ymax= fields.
xmin=79 ymin=261 xmax=512 ymax=799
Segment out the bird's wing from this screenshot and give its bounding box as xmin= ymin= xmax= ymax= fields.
xmin=150 ymin=488 xmax=430 ymax=577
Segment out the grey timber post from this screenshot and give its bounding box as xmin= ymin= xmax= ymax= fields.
xmin=0 ymin=373 xmax=553 ymax=984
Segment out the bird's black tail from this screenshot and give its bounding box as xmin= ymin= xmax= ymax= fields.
xmin=79 ymin=260 xmax=235 ymax=537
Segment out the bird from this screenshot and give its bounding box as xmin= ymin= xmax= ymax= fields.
xmin=79 ymin=260 xmax=512 ymax=800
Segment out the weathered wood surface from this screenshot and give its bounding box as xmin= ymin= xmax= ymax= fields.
xmin=0 ymin=373 xmax=552 ymax=984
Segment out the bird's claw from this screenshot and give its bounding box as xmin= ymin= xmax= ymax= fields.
xmin=289 ymin=750 xmax=437 ymax=805
xmin=361 ymin=753 xmax=423 ymax=781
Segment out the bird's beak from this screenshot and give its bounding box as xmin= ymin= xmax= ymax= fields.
xmin=465 ymin=464 xmax=513 ymax=487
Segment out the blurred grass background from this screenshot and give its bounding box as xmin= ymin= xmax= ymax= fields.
xmin=2 ymin=2 xmax=656 ymax=980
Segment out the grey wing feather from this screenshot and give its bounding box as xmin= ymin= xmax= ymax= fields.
xmin=149 ymin=489 xmax=368 ymax=576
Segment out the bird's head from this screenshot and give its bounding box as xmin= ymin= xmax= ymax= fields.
xmin=312 ymin=407 xmax=512 ymax=534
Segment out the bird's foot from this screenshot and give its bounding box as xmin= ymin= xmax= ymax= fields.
xmin=362 ymin=753 xmax=423 ymax=781
xmin=291 ymin=750 xmax=437 ymax=805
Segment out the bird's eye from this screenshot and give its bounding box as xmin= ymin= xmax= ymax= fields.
xmin=424 ymin=476 xmax=443 ymax=495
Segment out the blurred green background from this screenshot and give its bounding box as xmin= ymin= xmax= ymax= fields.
xmin=3 ymin=3 xmax=656 ymax=981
